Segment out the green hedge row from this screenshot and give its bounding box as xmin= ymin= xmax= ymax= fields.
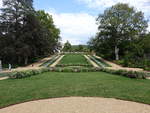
xmin=56 ymin=64 xmax=93 ymax=67
xmin=9 ymin=67 xmax=101 ymax=79
xmin=9 ymin=67 xmax=150 ymax=79
xmin=101 ymin=68 xmax=149 ymax=79
xmin=9 ymin=68 xmax=50 ymax=79
xmin=49 ymin=67 xmax=101 ymax=72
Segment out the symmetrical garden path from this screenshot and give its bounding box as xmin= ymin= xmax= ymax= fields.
xmin=0 ymin=97 xmax=150 ymax=113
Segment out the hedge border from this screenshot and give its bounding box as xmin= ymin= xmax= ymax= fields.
xmin=8 ymin=67 xmax=150 ymax=79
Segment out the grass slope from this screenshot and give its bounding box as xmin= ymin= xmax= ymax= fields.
xmin=58 ymin=54 xmax=89 ymax=65
xmin=0 ymin=72 xmax=150 ymax=108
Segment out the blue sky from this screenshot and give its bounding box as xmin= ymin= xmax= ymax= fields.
xmin=34 ymin=0 xmax=99 ymax=15
xmin=1 ymin=0 xmax=150 ymax=45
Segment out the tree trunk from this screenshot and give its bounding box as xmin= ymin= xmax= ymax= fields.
xmin=24 ymin=57 xmax=28 ymax=65
xmin=115 ymin=46 xmax=119 ymax=60
xmin=18 ymin=56 xmax=21 ymax=64
xmin=0 ymin=60 xmax=2 ymax=72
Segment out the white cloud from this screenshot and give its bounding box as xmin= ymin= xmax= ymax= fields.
xmin=0 ymin=0 xmax=2 ymax=8
xmin=77 ymin=0 xmax=150 ymax=17
xmin=49 ymin=11 xmax=97 ymax=45
xmin=77 ymin=0 xmax=150 ymax=31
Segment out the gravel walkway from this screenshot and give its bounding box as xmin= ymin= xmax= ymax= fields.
xmin=0 ymin=56 xmax=54 ymax=80
xmin=0 ymin=77 xmax=9 ymax=80
xmin=0 ymin=97 xmax=150 ymax=113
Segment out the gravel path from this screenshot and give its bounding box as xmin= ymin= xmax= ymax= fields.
xmin=1 ymin=56 xmax=54 ymax=73
xmin=0 ymin=77 xmax=9 ymax=80
xmin=0 ymin=56 xmax=55 ymax=81
xmin=0 ymin=97 xmax=150 ymax=113
xmin=84 ymin=55 xmax=99 ymax=68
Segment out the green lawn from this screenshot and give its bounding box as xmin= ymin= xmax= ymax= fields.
xmin=0 ymin=72 xmax=150 ymax=108
xmin=58 ymin=54 xmax=89 ymax=65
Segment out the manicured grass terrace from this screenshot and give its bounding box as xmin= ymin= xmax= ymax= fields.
xmin=58 ymin=54 xmax=90 ymax=65
xmin=0 ymin=72 xmax=150 ymax=108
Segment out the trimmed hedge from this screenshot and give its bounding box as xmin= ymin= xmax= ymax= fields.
xmin=101 ymin=68 xmax=149 ymax=79
xmin=9 ymin=66 xmax=150 ymax=79
xmin=56 ymin=64 xmax=93 ymax=67
xmin=9 ymin=68 xmax=50 ymax=79
xmin=49 ymin=67 xmax=101 ymax=72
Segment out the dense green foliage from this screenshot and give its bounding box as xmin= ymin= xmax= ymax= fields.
xmin=62 ymin=41 xmax=72 ymax=52
xmin=88 ymin=3 xmax=150 ymax=70
xmin=71 ymin=45 xmax=89 ymax=52
xmin=0 ymin=72 xmax=150 ymax=108
xmin=63 ymin=41 xmax=89 ymax=52
xmin=8 ymin=67 xmax=149 ymax=79
xmin=0 ymin=0 xmax=60 ymax=66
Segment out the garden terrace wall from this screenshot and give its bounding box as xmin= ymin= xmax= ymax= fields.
xmin=40 ymin=55 xmax=61 ymax=67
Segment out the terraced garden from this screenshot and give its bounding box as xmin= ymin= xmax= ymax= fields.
xmin=56 ymin=54 xmax=92 ymax=67
xmin=0 ymin=53 xmax=150 ymax=109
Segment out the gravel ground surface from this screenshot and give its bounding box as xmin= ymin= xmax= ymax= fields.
xmin=0 ymin=77 xmax=9 ymax=80
xmin=0 ymin=97 xmax=150 ymax=113
xmin=0 ymin=56 xmax=53 ymax=80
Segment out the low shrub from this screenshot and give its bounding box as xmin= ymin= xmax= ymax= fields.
xmin=56 ymin=64 xmax=92 ymax=67
xmin=9 ymin=68 xmax=50 ymax=79
xmin=49 ymin=67 xmax=102 ymax=73
xmin=144 ymin=67 xmax=150 ymax=71
xmin=9 ymin=67 xmax=149 ymax=79
xmin=101 ymin=68 xmax=148 ymax=79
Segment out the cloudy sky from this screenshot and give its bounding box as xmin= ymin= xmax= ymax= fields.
xmin=1 ymin=0 xmax=150 ymax=44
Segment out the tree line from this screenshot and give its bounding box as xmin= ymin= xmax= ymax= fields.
xmin=88 ymin=3 xmax=150 ymax=70
xmin=0 ymin=0 xmax=60 ymax=66
xmin=63 ymin=41 xmax=89 ymax=52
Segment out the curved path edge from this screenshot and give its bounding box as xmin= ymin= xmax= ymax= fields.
xmin=0 ymin=97 xmax=150 ymax=113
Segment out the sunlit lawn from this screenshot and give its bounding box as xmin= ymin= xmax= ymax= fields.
xmin=0 ymin=72 xmax=150 ymax=108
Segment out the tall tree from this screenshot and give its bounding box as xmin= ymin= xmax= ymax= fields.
xmin=63 ymin=41 xmax=72 ymax=52
xmin=0 ymin=0 xmax=34 ymax=65
xmin=0 ymin=0 xmax=61 ymax=65
xmin=95 ymin=3 xmax=148 ymax=60
xmin=37 ymin=10 xmax=61 ymax=54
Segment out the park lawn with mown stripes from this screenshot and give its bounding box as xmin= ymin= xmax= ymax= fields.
xmin=0 ymin=72 xmax=150 ymax=108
